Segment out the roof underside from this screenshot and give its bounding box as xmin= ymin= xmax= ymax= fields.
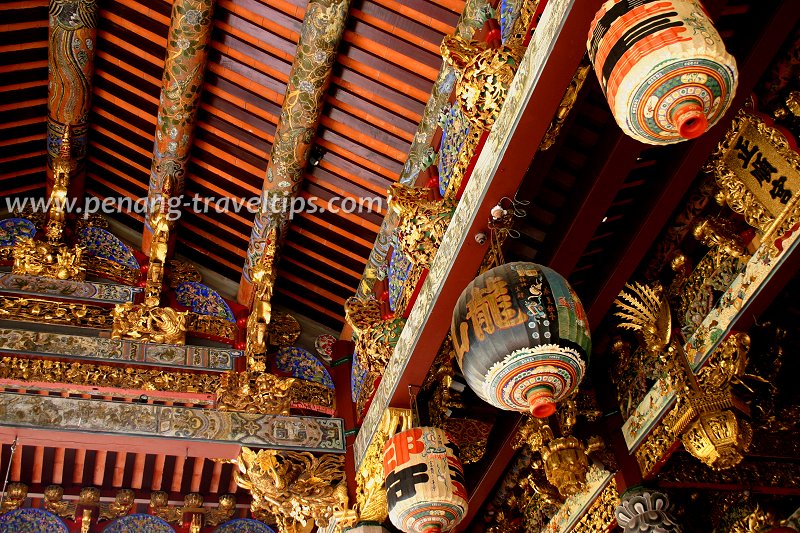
xmin=1 ymin=0 xmax=464 ymax=330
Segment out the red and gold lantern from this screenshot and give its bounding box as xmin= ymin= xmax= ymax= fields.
xmin=383 ymin=427 xmax=468 ymax=533
xmin=451 ymin=263 xmax=590 ymax=418
xmin=587 ymin=0 xmax=738 ymax=144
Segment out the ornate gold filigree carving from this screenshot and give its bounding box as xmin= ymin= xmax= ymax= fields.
xmin=150 ymin=492 xmax=235 ymax=529
xmin=246 ymin=226 xmax=279 ymax=371
xmin=355 ymin=408 xmax=413 ymax=523
xmin=269 ymin=311 xmax=301 ymax=347
xmin=47 ymin=125 xmax=75 ymax=244
xmin=571 ymin=477 xmax=618 ymax=533
xmin=614 ymin=282 xmax=672 ymax=356
xmin=189 ymin=313 xmax=237 ymax=340
xmin=616 ymin=285 xmax=754 ymax=474
xmin=388 ymin=183 xmax=455 ymax=268
xmin=216 ymin=371 xmax=294 ymax=415
xmin=85 ymin=255 xmax=141 ymax=284
xmin=0 ymin=356 xmax=219 ymax=394
xmin=540 ymin=436 xmax=591 ymax=497
xmin=540 ymin=62 xmax=591 ymax=151
xmin=0 ymin=297 xmax=109 ymax=328
xmin=111 ymin=302 xmax=188 ymax=345
xmin=693 ymin=216 xmax=750 ymax=261
xmin=682 ymin=409 xmax=752 ymax=471
xmin=167 ymin=258 xmax=202 ymax=288
xmin=441 ymin=35 xmax=524 ymax=131
xmin=44 ymin=486 xmax=131 ymax=524
xmin=289 ymin=379 xmax=336 ymax=414
xmin=0 ymin=482 xmax=28 ymax=512
xmin=12 ymin=238 xmax=85 ymax=281
xmin=234 ymin=447 xmax=347 ymax=531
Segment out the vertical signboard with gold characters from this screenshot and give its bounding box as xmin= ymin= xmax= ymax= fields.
xmin=709 ymin=108 xmax=800 ymax=254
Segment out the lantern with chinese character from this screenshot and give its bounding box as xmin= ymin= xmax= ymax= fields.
xmin=451 ymin=263 xmax=590 ymax=418
xmin=383 ymin=427 xmax=468 ymax=533
xmin=587 ymin=0 xmax=738 ymax=145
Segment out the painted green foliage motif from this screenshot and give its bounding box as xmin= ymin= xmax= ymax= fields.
xmin=157 ymin=0 xmax=214 ymax=159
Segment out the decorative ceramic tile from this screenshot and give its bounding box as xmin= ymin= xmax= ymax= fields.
xmin=103 ymin=514 xmax=174 ymax=532
xmin=0 ymin=393 xmax=345 ymax=452
xmin=0 ymin=218 xmax=36 ymax=247
xmin=78 ymin=227 xmax=140 ymax=269
xmin=0 ymin=508 xmax=68 ymax=532
xmin=0 ymin=273 xmax=139 ymax=304
xmin=215 ymin=519 xmax=276 ymax=532
xmin=0 ymin=328 xmax=238 ymax=371
xmin=354 ymin=0 xmax=576 ymax=467
xmin=176 ymin=282 xmax=235 ymax=321
xmin=276 ymin=346 xmax=334 ymax=388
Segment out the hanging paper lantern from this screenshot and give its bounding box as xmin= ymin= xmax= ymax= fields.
xmin=451 ymin=262 xmax=590 ymax=418
xmin=587 ymin=0 xmax=737 ymax=144
xmin=383 ymin=427 xmax=468 ymax=533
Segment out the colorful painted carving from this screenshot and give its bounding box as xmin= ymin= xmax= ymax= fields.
xmin=176 ymin=281 xmax=235 ymax=321
xmin=0 ymin=218 xmax=36 ymax=247
xmin=241 ymin=0 xmax=349 ymax=292
xmin=276 ymin=346 xmax=334 ymax=388
xmin=587 ymin=0 xmax=738 ymax=144
xmin=144 ymin=0 xmax=215 ymax=237
xmin=78 ymin=226 xmax=139 ymax=269
xmin=103 ymin=514 xmax=174 ymax=533
xmin=0 ymin=508 xmax=68 ymax=533
xmin=216 ymin=518 xmax=276 ymax=532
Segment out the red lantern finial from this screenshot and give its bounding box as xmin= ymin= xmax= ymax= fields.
xmin=673 ymin=101 xmax=708 ymax=139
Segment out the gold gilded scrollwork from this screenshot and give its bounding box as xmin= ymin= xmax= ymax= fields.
xmin=540 ymin=62 xmax=592 ymax=151
xmin=216 ymin=371 xmax=294 ymax=415
xmin=441 ymin=35 xmax=523 ymax=131
xmin=616 ymin=285 xmax=754 ymax=473
xmin=389 ymin=183 xmax=455 ymax=268
xmin=0 ymin=482 xmax=28 ymax=512
xmin=234 ymin=447 xmax=347 ymax=532
xmin=168 ymin=258 xmax=202 ymax=288
xmin=150 ymin=492 xmax=235 ymax=530
xmin=270 ymin=311 xmax=301 ymax=347
xmin=189 ymin=313 xmax=237 ymax=340
xmin=12 ymin=238 xmax=85 ymax=281
xmin=85 ymin=255 xmax=140 ymax=284
xmin=355 ymin=408 xmax=413 ymax=523
xmin=0 ymin=356 xmax=219 ymax=394
xmin=571 ymin=478 xmax=618 ymax=533
xmin=111 ymin=302 xmax=188 ymax=345
xmin=47 ymin=126 xmax=75 ymax=244
xmin=246 ymin=226 xmax=280 ymax=371
xmin=0 ymin=297 xmax=109 ymax=328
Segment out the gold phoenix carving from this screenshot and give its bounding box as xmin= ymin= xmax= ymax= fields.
xmin=234 ymin=447 xmax=347 ymax=532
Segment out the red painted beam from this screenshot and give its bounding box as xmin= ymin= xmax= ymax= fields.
xmin=374 ymin=1 xmax=608 ymax=528
xmin=587 ymin=0 xmax=800 ymax=329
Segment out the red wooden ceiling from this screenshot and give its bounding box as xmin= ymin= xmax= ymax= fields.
xmin=0 ymin=0 xmax=464 ymax=329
